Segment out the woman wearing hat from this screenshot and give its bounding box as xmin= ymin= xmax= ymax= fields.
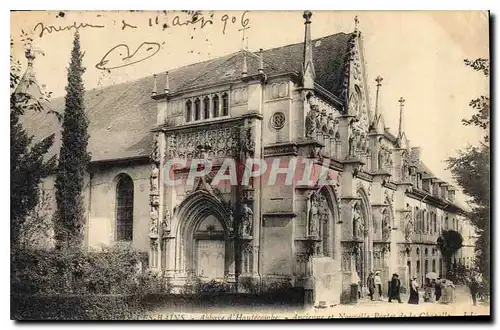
xmin=408 ymin=277 xmax=420 ymax=304
xmin=388 ymin=273 xmax=402 ymax=303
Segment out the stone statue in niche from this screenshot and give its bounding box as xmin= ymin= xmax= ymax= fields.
xmin=242 ymin=127 xmax=255 ymax=156
xmin=307 ymin=191 xmax=320 ymax=238
xmin=352 ymin=202 xmax=363 ymax=239
xmin=348 ymin=136 xmax=355 ymax=157
xmin=150 ymin=206 xmax=159 ymax=237
xmin=162 ymin=208 xmax=171 ymax=234
xmin=349 ymin=92 xmax=359 ymax=116
xmin=305 ymin=104 xmax=320 ymax=138
xmin=382 ymin=211 xmax=390 ymax=240
xmin=404 ymin=214 xmax=413 ymax=241
xmin=227 ymin=205 xmax=235 ymax=234
xmin=401 ymin=157 xmax=409 ymax=181
xmin=150 ymin=164 xmax=159 ymax=195
xmin=150 ymin=136 xmax=161 ymax=164
xmin=241 ymin=203 xmax=253 ymax=236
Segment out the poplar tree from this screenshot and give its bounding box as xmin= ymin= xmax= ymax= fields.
xmin=55 ymin=31 xmax=90 ymax=249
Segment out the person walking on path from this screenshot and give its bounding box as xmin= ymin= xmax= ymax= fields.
xmin=439 ymin=279 xmax=455 ymax=304
xmin=388 ymin=273 xmax=402 ymax=303
xmin=408 ymin=277 xmax=420 ymax=304
xmin=468 ymin=275 xmax=480 ymax=306
xmin=367 ymin=272 xmax=376 ymax=301
xmin=374 ymin=271 xmax=383 ymax=301
xmin=435 ymin=276 xmax=442 ymax=302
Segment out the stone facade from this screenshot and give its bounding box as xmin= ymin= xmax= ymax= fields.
xmin=27 ymin=11 xmax=477 ymax=304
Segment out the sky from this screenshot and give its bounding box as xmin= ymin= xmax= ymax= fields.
xmin=10 ymin=10 xmax=489 ymax=207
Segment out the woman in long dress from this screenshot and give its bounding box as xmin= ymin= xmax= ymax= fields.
xmin=439 ymin=279 xmax=450 ymax=304
xmin=446 ymin=280 xmax=456 ymax=303
xmin=408 ymin=277 xmax=420 ymax=304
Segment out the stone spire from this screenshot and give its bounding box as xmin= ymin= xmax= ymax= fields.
xmin=242 ymin=53 xmax=248 ymax=78
xmin=151 ymin=74 xmax=157 ymax=97
xmin=14 ymin=47 xmax=43 ymax=101
xmin=301 ymin=10 xmax=315 ymax=89
xmin=398 ymin=97 xmax=406 ymax=138
xmin=164 ymin=71 xmax=170 ymax=94
xmin=374 ymin=75 xmax=383 ymax=119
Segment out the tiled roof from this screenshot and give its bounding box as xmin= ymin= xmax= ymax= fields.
xmin=21 ymin=32 xmax=353 ymax=162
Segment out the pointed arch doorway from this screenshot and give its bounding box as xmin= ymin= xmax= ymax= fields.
xmin=169 ymin=190 xmax=235 ymax=283
xmin=194 ymin=215 xmax=226 ymax=280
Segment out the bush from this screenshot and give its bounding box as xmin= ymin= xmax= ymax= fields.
xmin=10 ymin=244 xmax=155 ymax=295
xmin=11 ymin=245 xmax=169 ymax=319
xmin=11 ymin=293 xmax=145 ymax=320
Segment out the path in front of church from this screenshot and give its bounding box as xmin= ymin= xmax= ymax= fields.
xmin=144 ymin=285 xmax=489 ymax=320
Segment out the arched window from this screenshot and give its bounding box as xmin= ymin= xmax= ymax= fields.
xmin=221 ymin=93 xmax=229 ymax=116
xmin=334 ymin=132 xmax=341 ymax=159
xmin=424 ymin=260 xmax=429 ymax=276
xmin=212 ymin=95 xmax=219 ymax=118
xmin=432 ymin=259 xmax=436 ymax=272
xmin=116 ymin=174 xmax=134 ymax=241
xmin=203 ymin=96 xmax=210 ymax=119
xmin=194 ymin=98 xmax=201 ymax=121
xmin=414 ymin=207 xmax=419 ymax=231
xmin=185 ymin=100 xmax=192 ymax=122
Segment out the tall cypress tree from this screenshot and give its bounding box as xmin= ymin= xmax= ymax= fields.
xmin=55 ymin=31 xmax=90 ymax=249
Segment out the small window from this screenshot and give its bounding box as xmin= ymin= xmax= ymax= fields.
xmin=221 ymin=93 xmax=229 ymax=116
xmin=185 ymin=100 xmax=192 ymax=122
xmin=212 ymin=95 xmax=219 ymax=118
xmin=203 ymin=97 xmax=210 ymax=119
xmin=194 ymin=98 xmax=201 ymax=121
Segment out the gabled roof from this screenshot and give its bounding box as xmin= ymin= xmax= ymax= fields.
xmin=21 ymin=32 xmax=353 ymax=162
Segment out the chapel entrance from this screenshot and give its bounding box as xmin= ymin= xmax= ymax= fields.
xmin=196 ymin=240 xmax=225 ymax=280
xmin=193 ymin=214 xmax=226 ymax=281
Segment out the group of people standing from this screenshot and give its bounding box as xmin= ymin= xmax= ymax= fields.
xmin=366 ymin=272 xmax=457 ymax=305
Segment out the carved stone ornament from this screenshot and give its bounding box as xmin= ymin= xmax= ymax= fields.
xmin=149 ymin=206 xmax=159 ymax=237
xmin=241 ymin=203 xmax=253 ymax=237
xmin=401 ymin=155 xmax=410 ymax=181
xmin=150 ymin=164 xmax=159 ymax=195
xmin=150 ymin=239 xmax=159 ymax=251
xmin=306 ymin=190 xmax=321 ymax=238
xmin=150 ymin=135 xmax=161 ymax=164
xmin=381 ymin=210 xmax=390 ymax=241
xmin=305 ymin=104 xmax=320 ymax=138
xmin=404 ymin=213 xmax=413 ymax=241
xmin=162 ymin=208 xmax=171 ymax=235
xmin=242 ymin=126 xmax=255 ymax=156
xmin=352 ymin=202 xmax=364 ymax=239
xmin=170 ymin=125 xmax=239 ymax=159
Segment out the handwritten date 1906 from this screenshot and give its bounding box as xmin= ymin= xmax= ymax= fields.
xmin=221 ymin=11 xmax=250 ymax=35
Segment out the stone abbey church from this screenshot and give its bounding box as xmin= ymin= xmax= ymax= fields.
xmin=22 ymin=11 xmax=476 ymax=304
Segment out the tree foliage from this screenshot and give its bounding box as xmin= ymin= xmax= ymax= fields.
xmin=10 ymin=35 xmax=55 ymax=249
xmin=54 ymin=31 xmax=90 ymax=249
xmin=447 ymin=58 xmax=490 ymax=283
xmin=437 ymin=230 xmax=463 ymax=258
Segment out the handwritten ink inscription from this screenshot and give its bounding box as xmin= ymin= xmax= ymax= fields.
xmin=33 ymin=21 xmax=105 ymax=38
xmin=95 ymin=42 xmax=161 ymax=70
